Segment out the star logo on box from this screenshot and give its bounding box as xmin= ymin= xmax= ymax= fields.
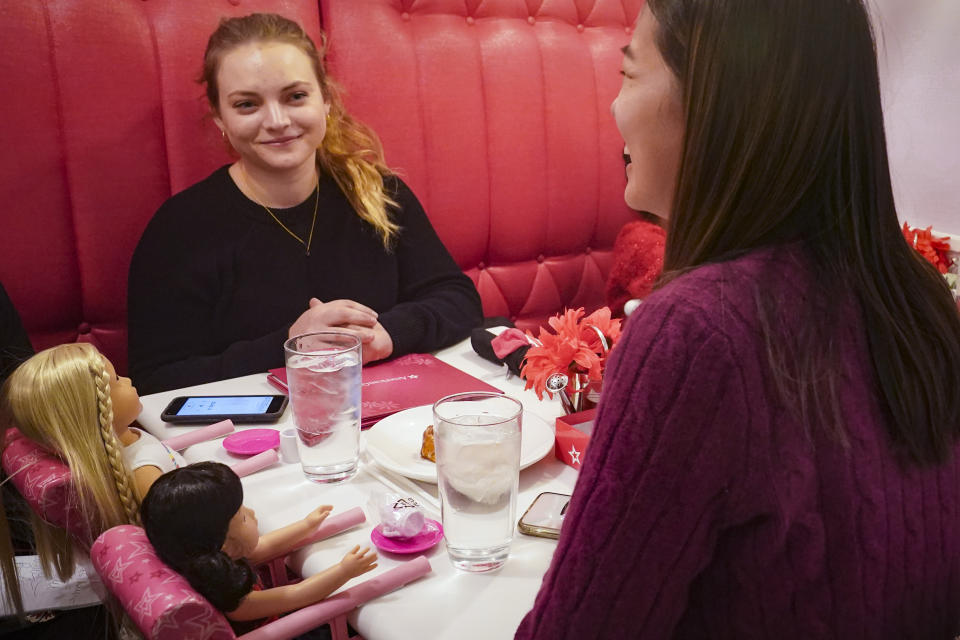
xmin=568 ymin=446 xmax=581 ymax=466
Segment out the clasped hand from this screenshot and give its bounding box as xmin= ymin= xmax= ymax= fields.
xmin=289 ymin=298 xmax=393 ymax=363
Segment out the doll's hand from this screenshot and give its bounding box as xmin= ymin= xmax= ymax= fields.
xmin=339 ymin=545 xmax=378 ymax=579
xmin=305 ymin=505 xmax=333 ymax=529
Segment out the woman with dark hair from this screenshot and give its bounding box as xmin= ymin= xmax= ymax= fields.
xmin=142 ymin=462 xmax=376 ymax=633
xmin=517 ymin=0 xmax=960 ymax=638
xmin=128 ymin=13 xmax=482 ymax=394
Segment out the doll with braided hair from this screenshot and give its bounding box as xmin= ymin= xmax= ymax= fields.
xmin=0 ymin=343 xmax=185 ymax=613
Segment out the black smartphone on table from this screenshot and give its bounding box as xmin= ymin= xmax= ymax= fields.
xmin=160 ymin=394 xmax=288 ymax=424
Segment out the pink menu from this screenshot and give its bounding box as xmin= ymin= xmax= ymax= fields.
xmin=268 ymin=353 xmax=503 ymax=427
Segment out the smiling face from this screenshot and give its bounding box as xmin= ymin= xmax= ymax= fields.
xmin=611 ymin=8 xmax=685 ymax=217
xmin=213 ymin=40 xmax=330 ymax=177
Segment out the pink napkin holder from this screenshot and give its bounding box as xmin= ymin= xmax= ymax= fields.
xmin=555 ymin=409 xmax=596 ymax=470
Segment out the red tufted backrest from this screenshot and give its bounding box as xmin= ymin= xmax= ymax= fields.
xmin=0 ymin=0 xmax=639 ymax=374
xmin=321 ymin=0 xmax=640 ymax=330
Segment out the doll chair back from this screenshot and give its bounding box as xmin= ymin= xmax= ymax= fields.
xmin=1 ymin=428 xmax=93 ymax=545
xmin=93 ymin=524 xmax=432 ymax=640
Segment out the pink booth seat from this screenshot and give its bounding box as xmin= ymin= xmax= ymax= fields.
xmin=92 ymin=524 xmax=432 ymax=640
xmin=321 ymin=0 xmax=642 ymax=331
xmin=1 ymin=429 xmax=93 ymax=546
xmin=0 ymin=0 xmax=640 ymax=373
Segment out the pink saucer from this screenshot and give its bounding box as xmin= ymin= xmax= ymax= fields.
xmin=222 ymin=429 xmax=280 ymax=456
xmin=370 ymin=518 xmax=443 ymax=554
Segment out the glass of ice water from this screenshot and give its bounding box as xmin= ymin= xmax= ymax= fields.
xmin=433 ymin=392 xmax=523 ymax=572
xmin=284 ymin=331 xmax=362 ymax=483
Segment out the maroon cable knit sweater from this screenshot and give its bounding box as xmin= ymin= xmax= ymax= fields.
xmin=516 ymin=246 xmax=960 ymax=639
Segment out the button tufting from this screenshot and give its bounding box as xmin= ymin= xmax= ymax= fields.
xmin=401 ymin=12 xmax=410 ymax=21
xmin=536 ymin=254 xmax=545 ymax=263
xmin=78 ymin=322 xmax=91 ymax=335
xmin=577 ymin=24 xmax=585 ymax=33
xmin=527 ymin=16 xmax=536 ymax=25
xmin=625 ymin=26 xmax=632 ymax=35
xmin=478 ymin=262 xmax=485 ymax=270
xmin=585 ymin=246 xmax=592 ymax=254
xmin=466 ymin=16 xmax=475 ymax=25
xmin=227 ymin=0 xmax=240 ymax=6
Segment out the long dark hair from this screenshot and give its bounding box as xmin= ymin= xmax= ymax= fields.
xmin=647 ymin=0 xmax=960 ymax=466
xmin=141 ymin=462 xmax=255 ymax=612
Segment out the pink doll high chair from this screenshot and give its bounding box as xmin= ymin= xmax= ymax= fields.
xmin=1 ymin=428 xmax=94 ymax=546
xmin=0 ymin=421 xmax=276 ymax=546
xmin=91 ymin=524 xmax=432 ymax=640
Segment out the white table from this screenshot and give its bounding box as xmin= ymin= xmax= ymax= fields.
xmin=136 ymin=339 xmax=578 ymax=640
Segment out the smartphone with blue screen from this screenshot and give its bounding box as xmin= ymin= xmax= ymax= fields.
xmin=160 ymin=394 xmax=288 ymax=424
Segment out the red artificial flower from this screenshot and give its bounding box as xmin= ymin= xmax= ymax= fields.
xmin=902 ymin=223 xmax=953 ymax=274
xmin=521 ymin=307 xmax=622 ymax=400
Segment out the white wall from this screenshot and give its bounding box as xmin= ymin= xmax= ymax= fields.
xmin=870 ymin=0 xmax=960 ymax=246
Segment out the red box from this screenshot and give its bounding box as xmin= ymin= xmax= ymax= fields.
xmin=554 ymin=409 xmax=597 ymax=470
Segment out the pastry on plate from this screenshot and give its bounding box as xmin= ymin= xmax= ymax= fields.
xmin=420 ymin=425 xmax=436 ymax=463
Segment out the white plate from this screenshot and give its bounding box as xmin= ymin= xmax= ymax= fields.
xmin=363 ymin=404 xmax=555 ymax=483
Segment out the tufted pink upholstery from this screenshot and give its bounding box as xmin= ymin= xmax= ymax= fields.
xmin=322 ymin=0 xmax=640 ymax=329
xmin=0 ymin=0 xmax=640 ymax=374
xmin=1 ymin=429 xmax=93 ymax=545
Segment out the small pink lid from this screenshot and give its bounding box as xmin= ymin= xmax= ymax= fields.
xmin=370 ymin=518 xmax=443 ymax=555
xmin=222 ymin=429 xmax=280 ymax=456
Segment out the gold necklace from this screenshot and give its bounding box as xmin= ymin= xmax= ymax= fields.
xmin=241 ymin=166 xmax=320 ymax=256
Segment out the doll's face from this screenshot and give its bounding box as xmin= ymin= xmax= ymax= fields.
xmin=103 ymin=358 xmax=142 ymax=429
xmin=223 ymin=505 xmax=260 ymax=559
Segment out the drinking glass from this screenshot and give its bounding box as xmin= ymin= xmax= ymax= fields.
xmin=433 ymin=392 xmax=522 ymax=572
xmin=284 ymin=331 xmax=362 ymax=483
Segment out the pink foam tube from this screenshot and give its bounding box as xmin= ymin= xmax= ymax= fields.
xmin=160 ymin=419 xmax=234 ymax=451
xmin=239 ymin=556 xmax=431 ymax=640
xmin=257 ymin=506 xmax=367 ymax=565
xmin=297 ymin=506 xmax=367 ymax=548
xmin=230 ymin=449 xmax=279 ymax=478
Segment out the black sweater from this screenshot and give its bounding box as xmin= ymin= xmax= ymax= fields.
xmin=128 ymin=166 xmax=482 ymax=393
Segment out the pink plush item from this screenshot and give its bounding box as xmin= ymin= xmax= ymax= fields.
xmin=491 ymin=328 xmax=531 ymax=359
xmin=92 ymin=525 xmax=234 ymax=640
xmin=605 ymin=219 xmax=666 ymax=318
xmin=1 ymin=428 xmax=93 ymax=545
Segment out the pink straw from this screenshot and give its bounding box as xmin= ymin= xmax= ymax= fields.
xmin=230 ymin=449 xmax=279 ymax=478
xmin=160 ymin=419 xmax=234 ymax=451
xmin=238 ymin=556 xmax=431 ymax=640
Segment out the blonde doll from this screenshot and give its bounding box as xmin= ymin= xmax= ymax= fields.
xmin=0 ymin=342 xmax=184 ymax=613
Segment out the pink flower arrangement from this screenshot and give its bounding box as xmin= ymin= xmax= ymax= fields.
xmin=521 ymin=307 xmax=622 ymax=402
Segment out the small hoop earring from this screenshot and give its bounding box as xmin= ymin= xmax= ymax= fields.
xmin=220 ymin=129 xmax=226 ymax=140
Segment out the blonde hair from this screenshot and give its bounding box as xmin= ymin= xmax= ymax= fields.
xmin=0 ymin=344 xmax=140 ymax=614
xmin=202 ymin=13 xmax=400 ymax=247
